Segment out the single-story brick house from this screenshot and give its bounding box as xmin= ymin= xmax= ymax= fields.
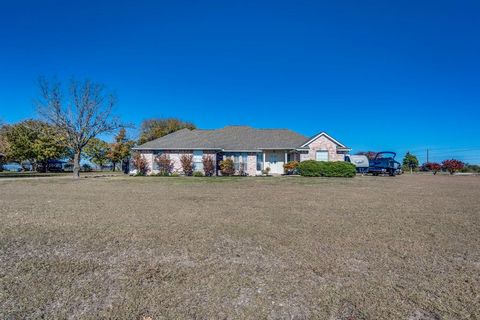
xmin=132 ymin=125 xmax=350 ymax=176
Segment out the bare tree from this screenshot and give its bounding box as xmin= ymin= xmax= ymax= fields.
xmin=36 ymin=77 xmax=123 ymax=178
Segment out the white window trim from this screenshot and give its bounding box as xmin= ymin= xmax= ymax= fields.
xmin=316 ymin=150 xmax=329 ymax=161
xmin=301 ymin=132 xmax=347 ymax=148
xmin=193 ymin=150 xmax=203 ymax=171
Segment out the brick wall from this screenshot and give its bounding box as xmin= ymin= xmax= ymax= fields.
xmin=247 ymin=152 xmax=257 ymax=176
xmin=306 ymin=136 xmax=345 ymax=161
xmin=139 ymin=150 xmax=218 ymax=175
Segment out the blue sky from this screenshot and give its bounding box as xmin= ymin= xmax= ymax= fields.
xmin=1 ymin=0 xmax=479 ymax=163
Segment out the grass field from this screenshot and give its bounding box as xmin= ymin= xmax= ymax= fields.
xmin=1 ymin=175 xmax=479 ymax=319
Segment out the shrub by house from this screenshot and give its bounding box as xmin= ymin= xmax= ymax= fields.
xmin=220 ymin=158 xmax=235 ymax=176
xmin=202 ymin=155 xmax=215 ymax=176
xmin=297 ymin=160 xmax=322 ymax=176
xmin=180 ymin=154 xmax=194 ymax=176
xmin=283 ymin=161 xmax=299 ymax=175
xmin=132 ymin=152 xmax=149 ymax=176
xmin=298 ymin=160 xmax=356 ymax=177
xmin=155 ymin=154 xmax=174 ymax=176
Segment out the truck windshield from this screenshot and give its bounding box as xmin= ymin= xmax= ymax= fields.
xmin=376 ymin=152 xmax=395 ymax=159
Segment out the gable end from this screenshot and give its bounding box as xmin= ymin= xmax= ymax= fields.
xmin=300 ymin=132 xmax=348 ymax=148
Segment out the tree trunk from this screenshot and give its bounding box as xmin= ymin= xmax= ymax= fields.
xmin=73 ymin=151 xmax=81 ymax=179
xmin=112 ymin=161 xmax=116 ymax=172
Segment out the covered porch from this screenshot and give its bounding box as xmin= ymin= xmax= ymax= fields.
xmin=217 ymin=149 xmax=298 ymax=176
xmin=257 ymin=149 xmax=299 ymax=175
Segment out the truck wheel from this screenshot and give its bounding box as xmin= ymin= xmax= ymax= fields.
xmin=389 ymin=170 xmax=396 ymax=177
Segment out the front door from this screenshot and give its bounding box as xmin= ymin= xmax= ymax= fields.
xmin=215 ymin=152 xmax=223 ymax=175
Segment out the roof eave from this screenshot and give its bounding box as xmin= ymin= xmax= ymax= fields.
xmin=300 ymin=132 xmax=347 ymax=148
xmin=223 ymin=149 xmax=262 ymax=152
xmin=258 ymin=147 xmax=299 ymax=150
xmin=132 ymin=147 xmax=221 ymax=151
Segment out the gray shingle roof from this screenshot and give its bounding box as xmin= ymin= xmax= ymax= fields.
xmin=135 ymin=126 xmax=310 ymax=151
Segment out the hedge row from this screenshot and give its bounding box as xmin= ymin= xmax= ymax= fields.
xmin=297 ymin=160 xmax=356 ymax=177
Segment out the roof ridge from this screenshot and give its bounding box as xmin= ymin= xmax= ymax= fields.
xmin=194 ymin=126 xmax=299 ymax=131
xmin=256 ymin=128 xmax=291 ymax=131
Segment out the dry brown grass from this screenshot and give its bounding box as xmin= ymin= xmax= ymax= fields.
xmin=0 ymin=175 xmax=479 ymax=319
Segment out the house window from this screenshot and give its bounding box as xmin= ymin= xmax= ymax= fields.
xmin=152 ymin=150 xmax=162 ymax=170
xmin=241 ymin=153 xmax=248 ymax=172
xmin=316 ymin=150 xmax=329 ymax=161
xmin=224 ymin=152 xmax=248 ymax=172
xmin=256 ymin=153 xmax=263 ymax=171
xmin=233 ymin=154 xmax=240 ymax=170
xmin=269 ymin=153 xmax=277 ymax=163
xmin=231 ymin=153 xmax=247 ymax=172
xmin=193 ymin=150 xmax=203 ymax=171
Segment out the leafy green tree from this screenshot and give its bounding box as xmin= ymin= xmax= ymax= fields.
xmin=0 ymin=121 xmax=9 ymax=153
xmin=84 ymin=138 xmax=110 ymax=169
xmin=461 ymin=164 xmax=480 ymax=173
xmin=4 ymin=120 xmax=68 ymax=171
xmin=4 ymin=121 xmax=36 ymax=166
xmin=402 ymin=152 xmax=419 ymax=173
xmin=139 ymin=118 xmax=195 ymax=145
xmin=32 ymin=123 xmax=69 ymax=171
xmin=0 ymin=121 xmax=9 ymax=171
xmin=107 ymin=128 xmax=134 ymax=171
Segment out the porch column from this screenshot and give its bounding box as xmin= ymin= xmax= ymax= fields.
xmin=262 ymin=152 xmax=266 ymax=170
xmin=151 ymin=152 xmax=155 ymax=174
xmin=284 ymin=151 xmax=288 ymax=163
